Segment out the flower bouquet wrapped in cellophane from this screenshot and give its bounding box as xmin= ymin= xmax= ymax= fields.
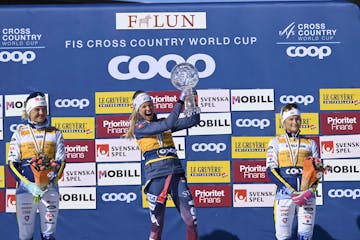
xmin=300 ymin=156 xmax=331 ymax=191
xmin=29 ymin=152 xmax=59 ymax=202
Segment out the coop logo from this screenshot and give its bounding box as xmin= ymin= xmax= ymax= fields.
xmin=328 ymin=189 xmax=360 ymax=199
xmin=55 ymin=98 xmax=90 ymax=109
xmin=286 ymin=46 xmax=331 ymax=59
xmin=321 ymin=141 xmax=334 ymax=154
xmin=0 ymin=50 xmax=36 ymax=64
xmin=108 ymin=53 xmax=215 ymax=80
xmin=10 ymin=123 xmax=26 ymax=133
xmin=280 ymin=95 xmax=314 ymax=106
xmin=192 ymin=143 xmax=226 ymax=153
xmin=234 ymin=189 xmax=247 ymax=202
xmin=102 ymin=192 xmax=137 ymax=203
xmin=235 ymin=118 xmax=270 ymax=129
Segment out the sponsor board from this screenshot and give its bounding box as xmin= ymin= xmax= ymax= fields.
xmin=116 ymin=12 xmax=207 ymax=30
xmin=95 ymin=92 xmax=133 ymax=114
xmin=186 ymin=135 xmax=230 ymax=160
xmin=188 ymin=113 xmax=232 ymax=135
xmin=148 ymin=90 xmax=179 ymax=113
xmin=5 ymin=94 xmax=49 ymax=117
xmin=315 ymin=183 xmax=323 ymax=206
xmin=231 ymin=89 xmax=274 ymax=111
xmin=97 ymin=163 xmax=141 ymax=186
xmin=232 ymin=160 xmax=270 ymax=183
xmin=232 ymin=136 xmax=272 ymax=159
xmin=323 ymin=159 xmax=360 ymax=181
xmin=279 ymin=94 xmax=315 ymax=106
xmin=326 ymin=183 xmax=360 ymax=201
xmin=5 ymin=189 xmax=16 ymax=213
xmin=142 ymin=185 xmax=175 ymax=208
xmin=187 ymin=161 xmax=230 ymax=183
xmin=173 ymin=137 xmax=185 ymax=159
xmin=59 ymin=187 xmax=96 ymax=209
xmin=0 ymin=166 xmax=4 ymax=188
xmin=52 ymin=117 xmax=95 ymax=139
xmin=320 ymin=135 xmax=360 ymax=159
xmin=233 ymin=184 xmax=276 ymax=207
xmin=96 ymin=138 xmax=141 ymax=162
xmin=320 ymin=112 xmax=360 ymax=135
xmin=0 ymin=190 xmax=4 ymax=212
xmin=0 ymin=95 xmax=3 ymax=118
xmin=232 ymin=111 xmax=274 ymax=136
xmin=197 ymin=89 xmax=230 ymax=112
xmin=64 ymin=140 xmax=95 ymax=163
xmin=54 ymin=98 xmax=90 ymax=110
xmin=100 ymin=186 xmax=139 ymax=204
xmin=5 ymin=167 xmax=16 ymax=188
xmin=0 ymin=118 xmax=3 ymax=140
xmin=320 ymin=88 xmax=360 ymax=110
xmin=58 ymin=162 xmax=96 ymax=187
xmin=276 ymin=112 xmax=319 ymax=135
xmin=96 ymin=115 xmax=130 ymax=138
xmin=189 ymin=185 xmax=232 ymax=207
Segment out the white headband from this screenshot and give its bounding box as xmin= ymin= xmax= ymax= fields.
xmin=133 ymin=93 xmax=152 ymax=112
xmin=26 ymin=95 xmax=47 ymax=115
xmin=281 ymin=108 xmax=301 ymax=124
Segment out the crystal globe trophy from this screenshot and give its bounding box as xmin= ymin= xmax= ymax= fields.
xmin=171 ymin=62 xmax=201 ymax=116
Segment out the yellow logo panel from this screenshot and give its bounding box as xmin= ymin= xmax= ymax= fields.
xmin=275 ymin=113 xmax=319 ymax=135
xmin=320 ymin=88 xmax=360 ymax=110
xmin=187 ymin=161 xmax=230 ymax=183
xmin=141 ymin=186 xmax=175 ymax=208
xmin=232 ymin=136 xmax=272 ymax=159
xmin=0 ymin=166 xmax=4 ymax=188
xmin=51 ymin=117 xmax=95 ymax=139
xmin=95 ymin=92 xmax=134 ymax=114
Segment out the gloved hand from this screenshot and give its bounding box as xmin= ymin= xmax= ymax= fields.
xmin=291 ymin=190 xmax=312 ymax=206
xmin=179 ymin=88 xmax=196 ymax=101
xmin=25 ymin=182 xmax=46 ymax=197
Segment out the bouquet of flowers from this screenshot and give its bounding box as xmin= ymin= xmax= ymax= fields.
xmin=30 ymin=152 xmax=59 ymax=189
xmin=300 ymin=156 xmax=330 ymax=191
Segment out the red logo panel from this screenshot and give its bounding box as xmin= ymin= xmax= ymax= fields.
xmin=321 ymin=112 xmax=360 ymax=135
xmin=233 ymin=160 xmax=270 ymax=183
xmin=96 ymin=116 xmax=130 ymax=138
xmin=64 ymin=140 xmax=95 ymax=163
xmin=189 ymin=185 xmax=232 ymax=207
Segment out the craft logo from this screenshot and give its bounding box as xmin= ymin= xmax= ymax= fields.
xmin=97 ymin=163 xmax=141 ymax=186
xmin=64 ymin=140 xmax=95 ymax=162
xmin=96 ymin=144 xmax=109 ymax=157
xmin=189 ymin=185 xmax=232 ymax=207
xmin=233 ymin=184 xmax=276 ymax=207
xmin=95 ymin=139 xmax=141 ymax=162
xmin=276 ymin=113 xmax=318 ymax=135
xmin=58 ymin=162 xmax=96 ymax=187
xmin=148 ymin=91 xmax=178 ymax=113
xmin=5 ymin=94 xmax=49 ymax=117
xmin=187 ymin=161 xmax=231 ymax=183
xmin=320 ymin=135 xmax=360 ymax=159
xmin=52 ymin=117 xmax=95 ymax=139
xmin=321 ymin=112 xmax=360 ymax=134
xmin=197 ymin=89 xmax=230 ymax=112
xmin=95 ymin=92 xmax=133 ymax=114
xmin=320 ymin=88 xmax=360 ymax=110
xmin=59 ymin=187 xmax=96 ymax=209
xmin=188 ymin=113 xmax=232 ymax=135
xmin=232 ymin=136 xmax=272 ymax=159
xmin=231 ymin=89 xmax=274 ymax=111
xmin=116 ymin=12 xmax=206 ymax=30
xmin=233 ymin=160 xmax=270 ymax=183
